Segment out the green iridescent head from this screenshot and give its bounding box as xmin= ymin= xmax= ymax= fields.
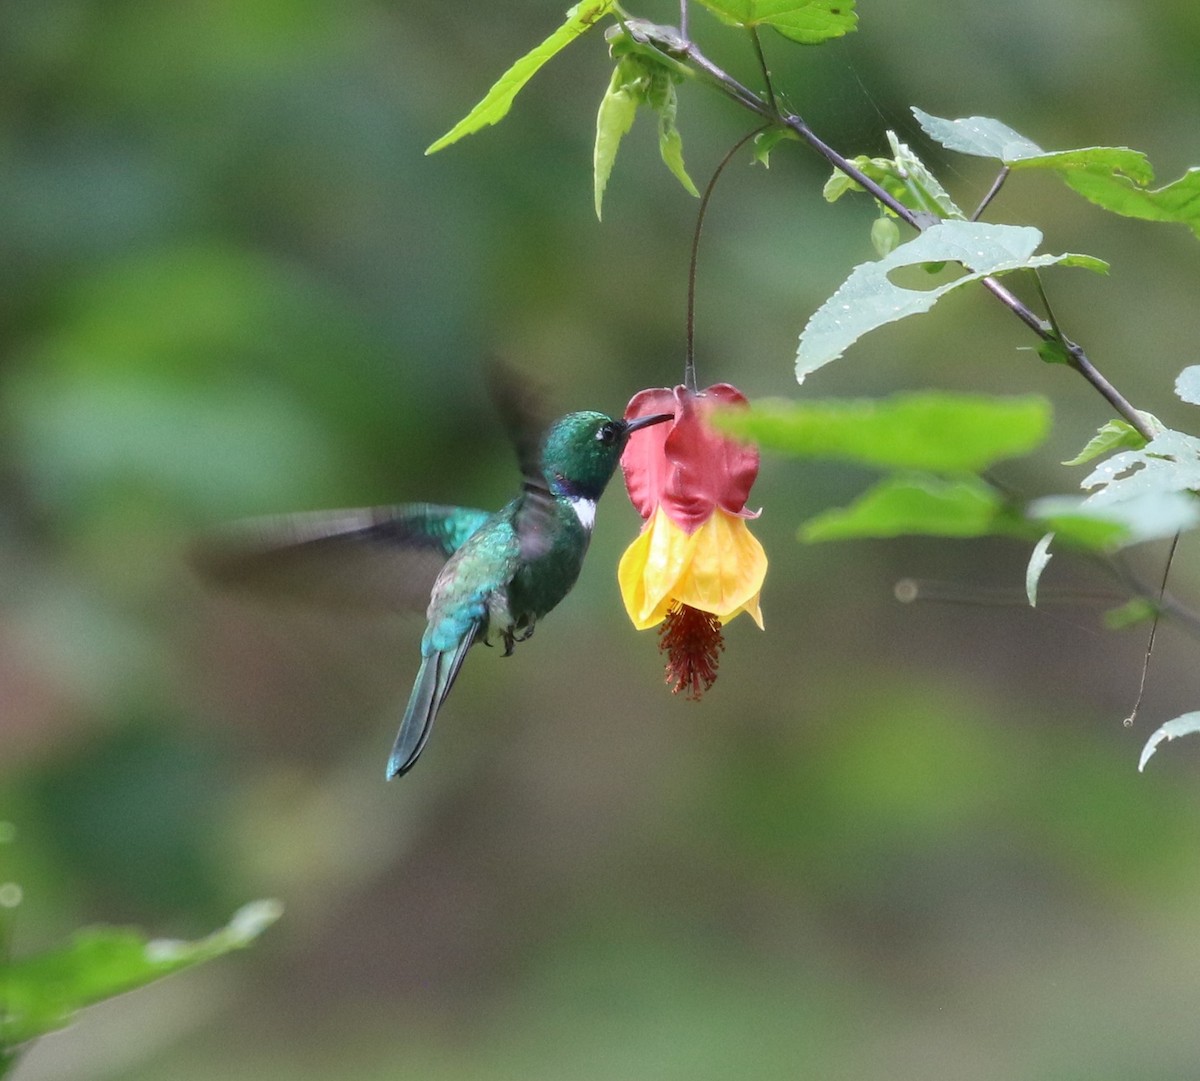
xmin=540 ymin=410 xmax=671 ymax=501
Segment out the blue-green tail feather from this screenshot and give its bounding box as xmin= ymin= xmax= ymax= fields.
xmin=386 ymin=625 xmax=478 ymax=779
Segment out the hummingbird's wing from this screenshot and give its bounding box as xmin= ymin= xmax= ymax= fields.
xmin=485 ymin=358 xmax=557 ymax=562
xmin=486 ymin=357 xmax=547 ymax=483
xmin=193 ymin=503 xmax=492 ymax=612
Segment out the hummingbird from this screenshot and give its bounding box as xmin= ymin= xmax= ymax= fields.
xmin=197 ymin=369 xmax=671 ymax=779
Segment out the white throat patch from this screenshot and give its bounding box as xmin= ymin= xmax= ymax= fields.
xmin=570 ymin=496 xmax=597 ymax=531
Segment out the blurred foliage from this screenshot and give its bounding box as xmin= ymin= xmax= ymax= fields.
xmin=2 ymin=898 xmax=279 ymax=1057
xmin=3 ymin=1 xmax=1200 ymax=1080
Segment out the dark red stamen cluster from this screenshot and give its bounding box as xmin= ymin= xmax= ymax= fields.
xmin=658 ymin=602 xmax=724 ymax=700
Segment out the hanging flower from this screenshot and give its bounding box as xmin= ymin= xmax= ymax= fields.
xmin=618 ymin=383 xmax=766 ymax=698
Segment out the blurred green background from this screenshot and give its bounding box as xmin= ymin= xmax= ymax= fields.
xmin=5 ymin=1 xmax=1200 ymax=1078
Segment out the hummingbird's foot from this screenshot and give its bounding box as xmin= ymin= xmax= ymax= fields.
xmin=499 ymin=621 xmax=535 ymax=656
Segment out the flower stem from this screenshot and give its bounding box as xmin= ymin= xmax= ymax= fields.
xmin=686 ymin=126 xmax=767 ymax=393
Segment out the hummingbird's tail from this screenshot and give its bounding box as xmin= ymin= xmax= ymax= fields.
xmin=387 ymin=626 xmax=477 ymax=779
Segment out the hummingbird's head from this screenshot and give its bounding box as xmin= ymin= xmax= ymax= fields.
xmin=541 ymin=410 xmax=672 ymax=501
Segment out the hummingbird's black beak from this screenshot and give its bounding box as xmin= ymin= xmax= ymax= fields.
xmin=621 ymin=412 xmax=673 ymax=435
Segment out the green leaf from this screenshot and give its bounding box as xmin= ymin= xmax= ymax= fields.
xmin=1014 ymin=146 xmax=1155 ymax=180
xmin=1139 ymin=711 xmax=1200 ymax=772
xmin=594 ymin=59 xmax=641 ymax=219
xmin=716 ymin=391 xmax=1051 ymax=473
xmin=886 ymin=131 xmax=963 ymax=219
xmin=1039 ymin=427 xmax=1200 ymax=547
xmin=592 ymin=53 xmax=697 ymax=219
xmin=651 ymin=71 xmax=700 ymax=200
xmin=1081 ymin=429 xmax=1200 ymax=503
xmin=801 ymin=474 xmax=1012 ymax=542
xmin=2 ymin=901 xmax=282 ymax=1048
xmin=823 ymin=146 xmax=962 ymax=219
xmin=752 ymin=127 xmax=793 ymax=167
xmin=797 ymin=220 xmax=1108 ymax=380
xmin=911 ymin=109 xmax=1154 ymax=179
xmin=695 ymin=0 xmax=857 ymax=44
xmin=1103 ymin=597 xmax=1157 ymax=631
xmin=1037 ymin=339 xmax=1071 ymax=366
xmin=822 ymin=163 xmax=868 ymax=202
xmin=426 ymin=1 xmax=616 ymax=154
xmin=911 ymin=109 xmax=1045 ymax=163
xmin=1062 ymin=418 xmax=1153 ymax=466
xmin=1028 ymin=491 xmax=1200 ymax=549
xmin=911 ymin=109 xmax=1200 ymax=238
xmin=870 ymin=216 xmax=900 ymax=257
xmin=1026 ymin=532 xmax=1054 ymax=606
xmin=1061 ymin=167 xmax=1200 ymax=239
xmin=1025 ymin=498 xmax=1130 ymax=549
xmin=1175 ymin=366 xmax=1200 ymax=406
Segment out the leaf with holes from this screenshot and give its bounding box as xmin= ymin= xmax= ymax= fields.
xmin=1081 ymin=429 xmax=1200 ymax=504
xmin=1175 ymin=366 xmax=1200 ymax=406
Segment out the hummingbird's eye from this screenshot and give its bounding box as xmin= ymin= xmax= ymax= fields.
xmin=596 ymin=422 xmax=619 ymax=446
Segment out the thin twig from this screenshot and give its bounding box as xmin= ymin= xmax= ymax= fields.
xmin=748 ymin=26 xmax=777 ymax=113
xmin=1030 ymin=268 xmax=1064 ymax=340
xmin=781 ymin=111 xmax=922 ymax=229
xmin=1123 ymin=533 xmax=1180 ymax=726
xmin=1107 ymin=545 xmax=1200 ymax=639
xmin=971 ymin=165 xmax=1010 ymax=221
xmin=679 ymin=45 xmax=776 ymax=118
xmin=1065 ymin=343 xmax=1155 ymax=440
xmin=894 ymin=577 xmax=1128 ymax=607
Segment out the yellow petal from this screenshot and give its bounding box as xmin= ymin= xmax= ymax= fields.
xmin=618 ymin=507 xmax=689 ymax=629
xmin=673 ymin=510 xmax=768 ymax=623
xmin=619 ymin=507 xmax=767 ymax=630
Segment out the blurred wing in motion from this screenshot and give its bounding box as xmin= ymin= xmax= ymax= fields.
xmin=486 ymin=357 xmax=556 ymax=562
xmin=192 ymin=503 xmax=492 ymax=612
xmin=486 ymin=356 xmax=551 ymax=483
